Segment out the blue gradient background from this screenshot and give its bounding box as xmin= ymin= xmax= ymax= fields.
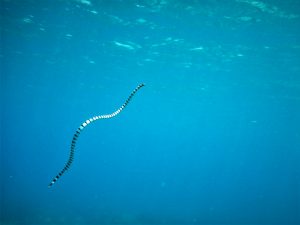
xmin=1 ymin=0 xmax=300 ymax=224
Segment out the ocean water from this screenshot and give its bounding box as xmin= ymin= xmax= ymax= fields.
xmin=1 ymin=0 xmax=300 ymax=224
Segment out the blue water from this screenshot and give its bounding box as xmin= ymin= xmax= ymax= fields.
xmin=1 ymin=0 xmax=300 ymax=224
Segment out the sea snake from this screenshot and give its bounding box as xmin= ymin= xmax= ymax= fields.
xmin=48 ymin=83 xmax=145 ymax=188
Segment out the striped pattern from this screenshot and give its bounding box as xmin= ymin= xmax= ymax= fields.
xmin=48 ymin=83 xmax=145 ymax=188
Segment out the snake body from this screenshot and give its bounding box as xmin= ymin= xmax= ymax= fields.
xmin=48 ymin=84 xmax=145 ymax=187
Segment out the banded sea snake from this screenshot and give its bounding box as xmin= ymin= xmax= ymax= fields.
xmin=48 ymin=83 xmax=145 ymax=188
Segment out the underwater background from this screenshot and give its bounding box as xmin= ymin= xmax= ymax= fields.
xmin=1 ymin=0 xmax=300 ymax=224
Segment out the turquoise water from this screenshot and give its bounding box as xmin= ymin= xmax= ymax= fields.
xmin=1 ymin=0 xmax=300 ymax=224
